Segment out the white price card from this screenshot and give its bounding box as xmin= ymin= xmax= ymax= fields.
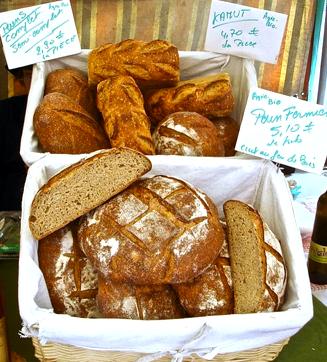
xmin=0 ymin=0 xmax=81 ymax=69
xmin=236 ymin=87 xmax=327 ymax=174
xmin=204 ymin=0 xmax=287 ymax=64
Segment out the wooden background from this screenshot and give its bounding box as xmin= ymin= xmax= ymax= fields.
xmin=0 ymin=0 xmax=316 ymax=100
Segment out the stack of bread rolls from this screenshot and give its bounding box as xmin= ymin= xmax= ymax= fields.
xmin=33 ymin=39 xmax=240 ymax=157
xmin=32 ymin=149 xmax=287 ymax=319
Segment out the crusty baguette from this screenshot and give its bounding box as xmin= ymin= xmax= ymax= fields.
xmin=29 ymin=148 xmax=152 ymax=240
xmin=223 ymin=200 xmax=287 ymax=314
xmin=33 ymin=92 xmax=109 ymax=154
xmin=88 ymin=39 xmax=179 ymax=89
xmin=144 ymin=73 xmax=234 ymax=125
xmin=96 ymin=75 xmax=155 ymax=155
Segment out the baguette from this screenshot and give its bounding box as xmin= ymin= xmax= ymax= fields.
xmin=29 ymin=148 xmax=152 ymax=240
xmin=96 ymin=76 xmax=155 ymax=155
xmin=88 ymin=39 xmax=179 ymax=89
xmin=144 ymin=73 xmax=234 ymax=125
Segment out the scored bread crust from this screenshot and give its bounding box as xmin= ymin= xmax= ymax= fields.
xmin=78 ymin=175 xmax=225 ymax=285
xmin=38 ymin=224 xmax=98 ymax=317
xmin=29 ymin=148 xmax=152 ymax=240
xmin=97 ymin=274 xmax=185 ymax=319
xmin=223 ymin=200 xmax=287 ymax=314
xmin=144 ymin=73 xmax=234 ymax=125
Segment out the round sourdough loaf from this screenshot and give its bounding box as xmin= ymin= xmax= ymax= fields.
xmin=97 ymin=275 xmax=185 ymax=319
xmin=38 ymin=224 xmax=99 ymax=317
xmin=152 ymin=112 xmax=225 ymax=156
xmin=173 ymin=226 xmax=233 ymax=316
xmin=78 ymin=175 xmax=225 ymax=284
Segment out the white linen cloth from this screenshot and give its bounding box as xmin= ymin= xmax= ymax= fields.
xmin=19 ymin=155 xmax=313 ymax=360
xmin=19 ymin=50 xmax=257 ymax=166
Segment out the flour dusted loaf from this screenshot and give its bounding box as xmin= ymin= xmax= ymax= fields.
xmin=153 ymin=112 xmax=225 ymax=156
xmin=88 ymin=39 xmax=179 ymax=89
xmin=33 ymin=92 xmax=109 ymax=154
xmin=97 ymin=275 xmax=185 ymax=319
xmin=44 ymin=68 xmax=98 ymax=119
xmin=96 ymin=76 xmax=155 ymax=155
xmin=211 ymin=116 xmax=240 ymax=156
xmin=78 ymin=175 xmax=225 ymax=284
xmin=223 ymin=200 xmax=287 ymax=313
xmin=174 ymin=228 xmax=233 ymax=316
xmin=38 ymin=224 xmax=98 ymax=317
xmin=144 ymin=73 xmax=234 ymax=125
xmin=29 ymin=148 xmax=152 ymax=240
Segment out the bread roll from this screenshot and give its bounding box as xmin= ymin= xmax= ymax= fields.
xmin=78 ymin=175 xmax=225 ymax=284
xmin=88 ymin=39 xmax=179 ymax=89
xmin=211 ymin=116 xmax=240 ymax=156
xmin=96 ymin=76 xmax=155 ymax=155
xmin=174 ymin=230 xmax=233 ymax=316
xmin=144 ymin=73 xmax=234 ymax=125
xmin=38 ymin=224 xmax=98 ymax=317
xmin=44 ymin=68 xmax=98 ymax=119
xmin=223 ymin=200 xmax=287 ymax=313
xmin=97 ymin=275 xmax=185 ymax=319
xmin=33 ymin=92 xmax=109 ymax=154
xmin=153 ymin=112 xmax=225 ymax=156
xmin=29 ymin=148 xmax=152 ymax=240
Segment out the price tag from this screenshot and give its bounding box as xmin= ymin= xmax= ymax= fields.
xmin=0 ymin=0 xmax=81 ymax=69
xmin=235 ymin=87 xmax=327 ymax=174
xmin=204 ymin=0 xmax=287 ymax=64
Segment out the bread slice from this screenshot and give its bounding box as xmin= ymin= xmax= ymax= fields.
xmin=223 ymin=200 xmax=269 ymax=314
xmin=29 ymin=148 xmax=152 ymax=240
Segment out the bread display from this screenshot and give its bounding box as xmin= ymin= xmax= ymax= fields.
xmin=33 ymin=92 xmax=109 ymax=154
xmin=211 ymin=116 xmax=240 ymax=156
xmin=174 ymin=232 xmax=233 ymax=316
xmin=223 ymin=200 xmax=287 ymax=313
xmin=88 ymin=39 xmax=179 ymax=90
xmin=144 ymin=73 xmax=234 ymax=125
xmin=29 ymin=148 xmax=152 ymax=240
xmin=44 ymin=68 xmax=98 ymax=119
xmin=152 ymin=111 xmax=225 ymax=156
xmin=96 ymin=76 xmax=155 ymax=155
xmin=78 ymin=175 xmax=225 ymax=285
xmin=97 ymin=275 xmax=185 ymax=319
xmin=38 ymin=224 xmax=99 ymax=317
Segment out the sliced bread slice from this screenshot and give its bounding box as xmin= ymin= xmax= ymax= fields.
xmin=29 ymin=148 xmax=152 ymax=240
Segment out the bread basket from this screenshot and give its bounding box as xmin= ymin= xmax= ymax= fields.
xmin=19 ymin=154 xmax=313 ymax=361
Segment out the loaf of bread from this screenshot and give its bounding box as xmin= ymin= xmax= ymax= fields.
xmin=44 ymin=68 xmax=98 ymax=119
xmin=174 ymin=228 xmax=233 ymax=316
xmin=33 ymin=92 xmax=109 ymax=154
xmin=211 ymin=116 xmax=240 ymax=156
xmin=223 ymin=200 xmax=287 ymax=313
xmin=88 ymin=39 xmax=179 ymax=89
xmin=144 ymin=73 xmax=234 ymax=125
xmin=96 ymin=76 xmax=155 ymax=155
xmin=38 ymin=224 xmax=99 ymax=317
xmin=78 ymin=175 xmax=225 ymax=284
xmin=97 ymin=275 xmax=185 ymax=319
xmin=29 ymin=148 xmax=152 ymax=240
xmin=153 ymin=111 xmax=225 ymax=156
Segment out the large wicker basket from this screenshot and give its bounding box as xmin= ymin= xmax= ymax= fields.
xmin=32 ymin=337 xmax=289 ymax=361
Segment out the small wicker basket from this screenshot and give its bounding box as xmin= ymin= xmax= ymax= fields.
xmin=32 ymin=337 xmax=289 ymax=361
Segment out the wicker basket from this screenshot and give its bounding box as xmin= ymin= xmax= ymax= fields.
xmin=32 ymin=337 xmax=289 ymax=361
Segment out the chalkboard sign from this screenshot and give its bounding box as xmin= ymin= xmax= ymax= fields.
xmin=0 ymin=0 xmax=81 ymax=69
xmin=204 ymin=0 xmax=287 ymax=64
xmin=236 ymin=87 xmax=327 ymax=174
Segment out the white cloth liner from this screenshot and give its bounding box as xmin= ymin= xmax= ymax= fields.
xmin=19 ymin=50 xmax=257 ymax=166
xmin=19 ymin=154 xmax=313 ymax=360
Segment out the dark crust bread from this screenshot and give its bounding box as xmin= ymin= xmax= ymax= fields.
xmin=210 ymin=116 xmax=240 ymax=156
xmin=29 ymin=148 xmax=152 ymax=240
xmin=78 ymin=175 xmax=225 ymax=284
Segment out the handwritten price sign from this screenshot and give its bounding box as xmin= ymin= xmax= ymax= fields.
xmin=204 ymin=0 xmax=287 ymax=64
xmin=0 ymin=0 xmax=80 ymax=69
xmin=236 ymin=88 xmax=327 ymax=174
